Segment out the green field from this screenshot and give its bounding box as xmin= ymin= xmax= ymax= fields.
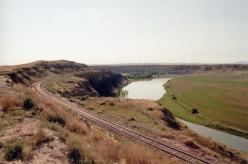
xmin=158 ymin=74 xmax=248 ymax=138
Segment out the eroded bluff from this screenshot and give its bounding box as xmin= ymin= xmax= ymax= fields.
xmin=7 ymin=60 xmax=128 ymax=97
xmin=69 ymin=69 xmax=128 ymax=97
xmin=8 ymin=60 xmax=88 ymax=85
xmin=57 ymin=69 xmax=128 ymax=97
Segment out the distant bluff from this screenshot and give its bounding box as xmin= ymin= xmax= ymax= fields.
xmin=90 ymin=64 xmax=248 ymax=75
xmin=1 ymin=60 xmax=128 ymax=97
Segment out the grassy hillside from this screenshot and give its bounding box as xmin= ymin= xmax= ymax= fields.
xmin=159 ymin=74 xmax=248 ymax=138
xmin=0 ymin=78 xmax=177 ymax=163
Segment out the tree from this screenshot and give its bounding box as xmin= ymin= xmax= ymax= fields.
xmin=191 ymin=108 xmax=199 ymax=114
xmin=116 ymin=89 xmax=128 ymax=99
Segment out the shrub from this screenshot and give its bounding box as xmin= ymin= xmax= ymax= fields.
xmin=183 ymin=138 xmax=199 ymax=149
xmin=171 ymin=95 xmax=177 ymax=100
xmin=44 ymin=109 xmax=66 ymax=125
xmin=10 ymin=109 xmax=26 ymax=118
xmin=58 ymin=129 xmax=69 ymax=142
xmin=47 ymin=122 xmax=69 ymax=142
xmin=147 ymin=107 xmax=154 ymax=111
xmin=68 ymin=146 xmax=83 ymax=164
xmin=23 ymin=97 xmax=34 ymax=110
xmin=68 ymin=136 xmax=94 ymax=164
xmin=4 ymin=140 xmax=23 ymax=160
xmin=3 ymin=138 xmax=32 ymax=161
xmin=0 ymin=141 xmax=3 ymax=149
xmin=90 ymin=131 xmax=103 ymax=142
xmin=123 ymin=144 xmax=151 ymax=164
xmin=81 ymin=95 xmax=88 ymax=100
xmin=109 ymin=102 xmax=115 ymax=106
xmin=32 ymin=128 xmax=54 ymax=146
xmin=16 ymin=84 xmax=38 ymax=100
xmin=102 ymin=138 xmax=121 ymax=162
xmin=66 ymin=119 xmax=89 ymax=135
xmin=21 ymin=144 xmax=33 ymax=160
xmin=47 ymin=122 xmax=62 ymax=131
xmin=40 ymin=99 xmax=67 ymax=125
xmin=0 ymin=123 xmax=5 ymax=131
xmin=0 ymin=92 xmax=20 ymax=112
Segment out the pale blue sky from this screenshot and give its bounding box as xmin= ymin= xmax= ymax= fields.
xmin=1 ymin=0 xmax=247 ymax=65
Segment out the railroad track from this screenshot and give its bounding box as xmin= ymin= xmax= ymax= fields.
xmin=34 ymin=79 xmax=210 ymax=164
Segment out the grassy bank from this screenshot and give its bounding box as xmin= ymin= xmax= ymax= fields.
xmin=158 ymin=74 xmax=248 ymax=138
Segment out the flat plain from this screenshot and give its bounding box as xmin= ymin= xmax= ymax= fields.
xmin=159 ymin=73 xmax=248 ymax=138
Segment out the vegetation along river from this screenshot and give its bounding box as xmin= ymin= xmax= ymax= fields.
xmin=123 ymin=77 xmax=248 ymax=152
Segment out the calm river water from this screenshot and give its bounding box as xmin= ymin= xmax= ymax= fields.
xmin=123 ymin=78 xmax=248 ymax=152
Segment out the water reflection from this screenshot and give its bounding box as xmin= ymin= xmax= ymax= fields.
xmin=123 ymin=78 xmax=171 ymax=100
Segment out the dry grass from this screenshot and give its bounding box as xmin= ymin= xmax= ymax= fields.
xmin=21 ymin=144 xmax=33 ymax=161
xmin=58 ymin=113 xmax=178 ymax=164
xmin=183 ymin=138 xmax=199 ymax=149
xmin=3 ymin=138 xmax=33 ymax=161
xmin=89 ymin=130 xmax=104 ymax=142
xmin=123 ymin=143 xmax=173 ymax=164
xmin=16 ymin=84 xmax=66 ymax=124
xmin=67 ymin=135 xmax=94 ymax=164
xmin=77 ymin=126 xmax=176 ymax=164
xmin=39 ymin=98 xmax=67 ymax=125
xmin=102 ymin=138 xmax=122 ymax=162
xmin=0 ymin=92 xmax=21 ymax=111
xmin=66 ymin=119 xmax=89 ymax=135
xmin=102 ymin=135 xmax=178 ymax=164
xmin=16 ymin=84 xmax=38 ymax=100
xmin=31 ymin=124 xmax=54 ymax=147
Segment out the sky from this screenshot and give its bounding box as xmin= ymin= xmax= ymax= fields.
xmin=1 ymin=0 xmax=248 ymax=65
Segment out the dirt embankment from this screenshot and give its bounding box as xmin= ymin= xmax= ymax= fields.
xmin=90 ymin=64 xmax=248 ymax=74
xmin=1 ymin=60 xmax=128 ymax=97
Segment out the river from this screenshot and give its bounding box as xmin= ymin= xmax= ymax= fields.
xmin=123 ymin=77 xmax=248 ymax=152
